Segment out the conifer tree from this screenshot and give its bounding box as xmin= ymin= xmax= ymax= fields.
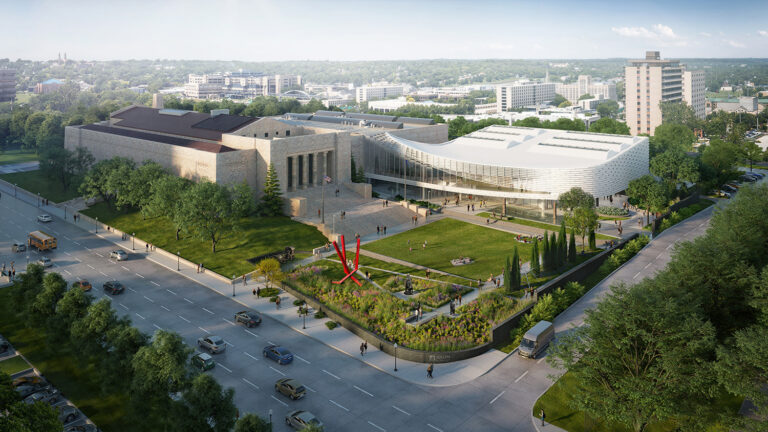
xmin=568 ymin=227 xmax=577 ymax=263
xmin=511 ymin=245 xmax=521 ymax=292
xmin=542 ymin=231 xmax=550 ymax=272
xmin=503 ymin=256 xmax=511 ymax=292
xmin=588 ymin=228 xmax=597 ymax=250
xmin=550 ymin=232 xmax=558 ymax=269
xmin=259 ymin=163 xmax=283 ymax=216
xmin=559 ymin=221 xmax=568 ymax=266
xmin=531 ymin=240 xmax=541 ymax=276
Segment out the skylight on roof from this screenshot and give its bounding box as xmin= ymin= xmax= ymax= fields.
xmin=158 ymin=109 xmax=191 ymax=116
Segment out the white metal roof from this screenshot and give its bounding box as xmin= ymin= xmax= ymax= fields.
xmin=386 ymin=125 xmax=647 ymax=169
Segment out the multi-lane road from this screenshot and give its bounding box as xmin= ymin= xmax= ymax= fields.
xmin=0 ymin=178 xmax=729 ymax=431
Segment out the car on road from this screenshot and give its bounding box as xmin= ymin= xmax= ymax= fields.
xmin=13 ymin=375 xmax=46 ymax=387
xmin=0 ymin=336 xmax=10 ymax=353
xmin=285 ymin=410 xmax=322 ymax=430
xmin=721 ymin=184 xmax=737 ymax=192
xmin=275 ymin=378 xmax=306 ymax=400
xmin=192 ymin=352 xmax=215 ymax=371
xmin=748 ymin=172 xmax=765 ymax=179
xmin=718 ymin=190 xmax=732 ymax=199
xmin=109 ymin=250 xmax=127 ymax=261
xmin=740 ymin=175 xmax=757 ymax=182
xmin=15 ymin=384 xmax=50 ymax=398
xmin=103 ymin=281 xmax=125 ymax=295
xmin=263 ymin=345 xmax=293 ymax=365
xmin=73 ymin=279 xmax=92 ymax=291
xmin=64 ymin=424 xmax=100 ymax=432
xmin=12 ymin=243 xmax=26 ymax=253
xmin=57 ymin=404 xmax=80 ymax=424
xmin=37 ymin=214 xmax=53 ymax=223
xmin=37 ymin=257 xmax=53 ymax=268
xmin=197 ymin=336 xmax=226 ymax=354
xmin=234 ymin=310 xmax=261 ymax=327
xmin=23 ymin=388 xmax=60 ymax=405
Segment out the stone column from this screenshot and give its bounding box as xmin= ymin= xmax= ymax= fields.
xmin=315 ymin=152 xmax=323 ymax=185
xmin=327 ymin=150 xmax=335 ymax=182
xmin=290 ymin=156 xmax=298 ymax=191
xmin=308 ymin=154 xmax=314 ymax=186
xmin=301 ymin=154 xmax=309 ymax=189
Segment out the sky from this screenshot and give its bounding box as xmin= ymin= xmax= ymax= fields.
xmin=2 ymin=0 xmax=768 ymax=61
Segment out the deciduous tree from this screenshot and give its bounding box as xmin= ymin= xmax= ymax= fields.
xmin=178 ymin=181 xmax=236 ymax=252
xmin=145 ymin=174 xmax=190 ymax=239
xmin=175 ymin=374 xmax=237 ymax=432
xmin=627 ymin=175 xmax=668 ymax=225
xmin=257 ymin=258 xmax=284 ymax=289
xmin=589 ymin=117 xmax=629 ymax=134
xmin=234 ymin=414 xmax=272 ymax=432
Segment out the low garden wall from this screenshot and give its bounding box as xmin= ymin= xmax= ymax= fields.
xmin=652 ymin=189 xmax=700 ymax=233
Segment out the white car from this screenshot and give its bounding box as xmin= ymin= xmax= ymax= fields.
xmin=37 ymin=214 xmax=53 ymax=223
xmin=37 ymin=257 xmax=53 ymax=268
xmin=110 ymin=250 xmax=128 ymax=261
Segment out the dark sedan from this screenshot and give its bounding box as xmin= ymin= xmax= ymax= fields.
xmin=263 ymin=345 xmax=293 ymax=365
xmin=103 ymin=281 xmax=125 ymax=295
xmin=234 ymin=310 xmax=262 ymax=327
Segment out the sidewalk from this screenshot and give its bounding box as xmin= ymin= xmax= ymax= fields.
xmin=0 ymin=182 xmax=510 ymax=387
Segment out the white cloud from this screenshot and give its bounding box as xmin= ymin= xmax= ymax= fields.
xmin=725 ymin=39 xmax=745 ymax=48
xmin=759 ymin=30 xmax=768 ymax=37
xmin=699 ymin=32 xmax=712 ymax=37
xmin=611 ymin=23 xmax=687 ymax=46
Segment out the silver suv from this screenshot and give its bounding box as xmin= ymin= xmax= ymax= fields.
xmin=110 ymin=250 xmax=128 ymax=261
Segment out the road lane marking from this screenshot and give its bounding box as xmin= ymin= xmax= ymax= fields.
xmin=294 ymin=355 xmax=310 ymax=364
xmin=329 ymin=399 xmax=349 ymax=411
xmin=368 ymin=421 xmax=386 ymax=432
xmin=143 ymin=295 xmax=154 ymax=303
xmin=127 ymin=287 xmax=136 ymax=292
xmin=271 ymin=395 xmax=288 ymax=407
xmin=63 ymin=236 xmax=70 ymax=240
xmin=427 ymin=424 xmax=444 ymax=432
xmin=643 ymin=263 xmax=651 ymax=270
xmin=166 ymin=289 xmax=177 ymax=295
xmin=354 ymin=385 xmax=374 ymax=397
xmin=85 ymin=247 xmax=91 ymax=251
xmin=666 ymin=244 xmax=673 ymax=250
xmin=121 ymin=265 xmax=129 ymax=271
xmin=224 ymin=339 xmax=235 ymax=348
xmin=269 ymin=366 xmax=285 ymax=376
xmin=135 ymin=273 xmax=144 ymax=278
xmin=243 ymin=352 xmax=259 ymax=361
xmin=304 ymin=385 xmax=316 ymax=393
xmin=87 ymin=264 xmax=95 ymax=270
xmin=161 ymin=305 xmax=171 ymax=311
xmin=242 ymin=378 xmax=259 ymax=389
xmin=63 ymin=269 xmax=71 ymax=276
xmin=489 ymin=390 xmax=505 ymax=404
xmin=178 ymin=315 xmax=190 ymax=323
xmin=94 ymin=253 xmax=103 ymax=258
xmin=118 ymin=303 xmax=128 ymax=310
xmin=223 ymin=318 xmax=236 ymax=326
xmin=217 ymin=363 xmax=232 ymax=373
xmin=153 ymin=324 xmax=162 ymax=330
xmin=150 ymin=281 xmax=160 ymax=287
xmin=392 ymin=405 xmax=411 ymax=416
xmin=100 ymin=271 xmax=108 ymax=277
xmin=537 ymin=357 xmax=546 ymax=364
xmin=244 ymin=330 xmax=259 ymax=338
xmin=135 ymin=313 xmax=145 ymax=320
xmin=183 ymin=298 xmax=193 ymax=304
xmin=201 ymin=307 xmax=214 ymax=315
xmin=64 ymin=251 xmax=71 ymax=256
xmin=633 ymin=271 xmax=641 ymax=280
xmin=198 ymin=326 xmax=210 ymax=334
xmin=267 ymin=340 xmax=276 ymax=345
xmin=514 ymin=370 xmax=529 ymax=383
xmin=322 ymin=369 xmax=341 ymax=380
xmin=74 ymin=257 xmax=82 ymax=262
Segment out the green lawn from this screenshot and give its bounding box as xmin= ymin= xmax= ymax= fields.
xmin=0 ymin=289 xmax=133 ymax=432
xmin=476 ymin=212 xmax=618 ymax=240
xmin=534 ymin=371 xmax=742 ymax=432
xmin=0 ymin=355 xmax=31 ymax=375
xmin=363 ymin=218 xmax=537 ymax=280
xmin=0 ymin=170 xmax=82 ymax=203
xmin=0 ymin=149 xmax=38 ymax=165
xmin=81 ymin=203 xmax=328 ymax=277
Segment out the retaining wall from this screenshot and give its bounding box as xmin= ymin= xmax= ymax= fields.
xmin=651 ymin=189 xmax=701 ymax=233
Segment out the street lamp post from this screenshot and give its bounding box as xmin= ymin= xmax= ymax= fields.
xmin=37 ymin=192 xmax=40 ymax=207
xmin=321 ymin=177 xmax=325 ymax=224
xmin=63 ymin=206 xmax=66 ymax=220
xmin=232 ymin=274 xmax=236 ymax=297
xmin=177 ymin=252 xmax=180 ymax=271
xmin=302 ymin=306 xmax=306 ymax=329
xmin=95 ymin=217 xmax=98 ymax=233
xmin=394 ymin=343 xmax=398 ymax=371
xmin=14 ymin=183 xmax=17 ymax=198
xmin=132 ymin=233 xmax=135 ymax=250
xmin=268 ymin=409 xmax=272 ymax=426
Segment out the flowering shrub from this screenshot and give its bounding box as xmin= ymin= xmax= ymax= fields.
xmin=415 ymin=284 xmax=472 ymax=308
xmin=286 ymin=265 xmax=524 ymax=351
xmin=596 ymin=206 xmax=629 ymax=216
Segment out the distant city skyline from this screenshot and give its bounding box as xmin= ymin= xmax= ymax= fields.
xmin=2 ymin=0 xmax=768 ymax=61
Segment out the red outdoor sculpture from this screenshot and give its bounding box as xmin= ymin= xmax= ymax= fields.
xmin=332 ymin=235 xmax=362 ymax=286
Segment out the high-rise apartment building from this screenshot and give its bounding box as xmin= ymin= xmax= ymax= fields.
xmin=625 ymin=51 xmax=704 ymax=136
xmin=495 ymin=81 xmax=556 ymax=112
xmin=682 ymin=70 xmax=706 ymax=120
xmin=555 ymin=75 xmax=617 ymax=103
xmin=0 ymin=69 xmax=15 ymax=103
xmin=355 ymin=85 xmax=405 ymax=103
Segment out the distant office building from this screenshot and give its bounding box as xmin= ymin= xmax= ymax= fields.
xmin=625 ymin=51 xmax=693 ymax=136
xmin=184 ymin=72 xmax=302 ymax=99
xmin=555 ymin=75 xmax=617 ymax=103
xmin=474 ymin=102 xmax=498 ymax=114
xmin=709 ymin=96 xmax=760 ymax=114
xmin=0 ymin=69 xmax=15 ymax=103
xmin=356 ymin=85 xmax=404 ymax=103
xmin=35 ymin=78 xmax=64 ymax=94
xmin=682 ymin=70 xmax=706 ymax=120
xmin=495 ymin=81 xmax=556 ymax=112
xmin=367 ymin=97 xmax=456 ymax=113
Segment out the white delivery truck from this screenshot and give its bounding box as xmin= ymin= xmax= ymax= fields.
xmin=518 ymin=320 xmax=555 ymax=359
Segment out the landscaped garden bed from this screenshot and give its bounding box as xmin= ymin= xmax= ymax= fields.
xmin=286 ymin=264 xmax=529 ymax=351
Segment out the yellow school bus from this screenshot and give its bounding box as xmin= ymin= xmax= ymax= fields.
xmin=29 ymin=231 xmax=57 ymax=251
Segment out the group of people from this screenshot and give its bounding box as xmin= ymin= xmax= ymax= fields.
xmin=1 ymin=262 xmax=16 ymax=279
xmin=376 ymin=225 xmax=388 ymax=235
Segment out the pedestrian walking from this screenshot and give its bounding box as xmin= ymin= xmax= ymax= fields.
xmin=540 ymin=409 xmax=546 ymax=426
xmin=471 ymin=204 xmax=475 ymax=211
xmin=242 ymin=274 xmax=247 ymax=285
xmin=458 ymin=293 xmax=462 ymax=305
xmin=257 ymin=286 xmax=261 ymax=297
xmin=360 ymin=343 xmax=365 ymax=356
xmin=418 ymin=306 xmax=423 ymax=321
xmin=252 ymin=288 xmax=256 ymax=296
xmin=467 ymin=204 xmax=470 ymax=212
xmin=486 ymin=218 xmax=490 ymax=224
xmin=427 ymin=363 xmax=434 ymax=379
xmin=377 ymin=225 xmax=380 ymax=235
xmin=275 ymin=296 xmax=281 ymax=309
xmin=383 ymin=226 xmax=387 ymax=234
xmin=145 ymin=243 xmax=149 ymax=252
xmin=364 ymin=341 xmax=368 ymax=353
xmin=318 ymin=209 xmax=321 ymax=218
xmin=200 ymin=263 xmax=204 ymax=273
